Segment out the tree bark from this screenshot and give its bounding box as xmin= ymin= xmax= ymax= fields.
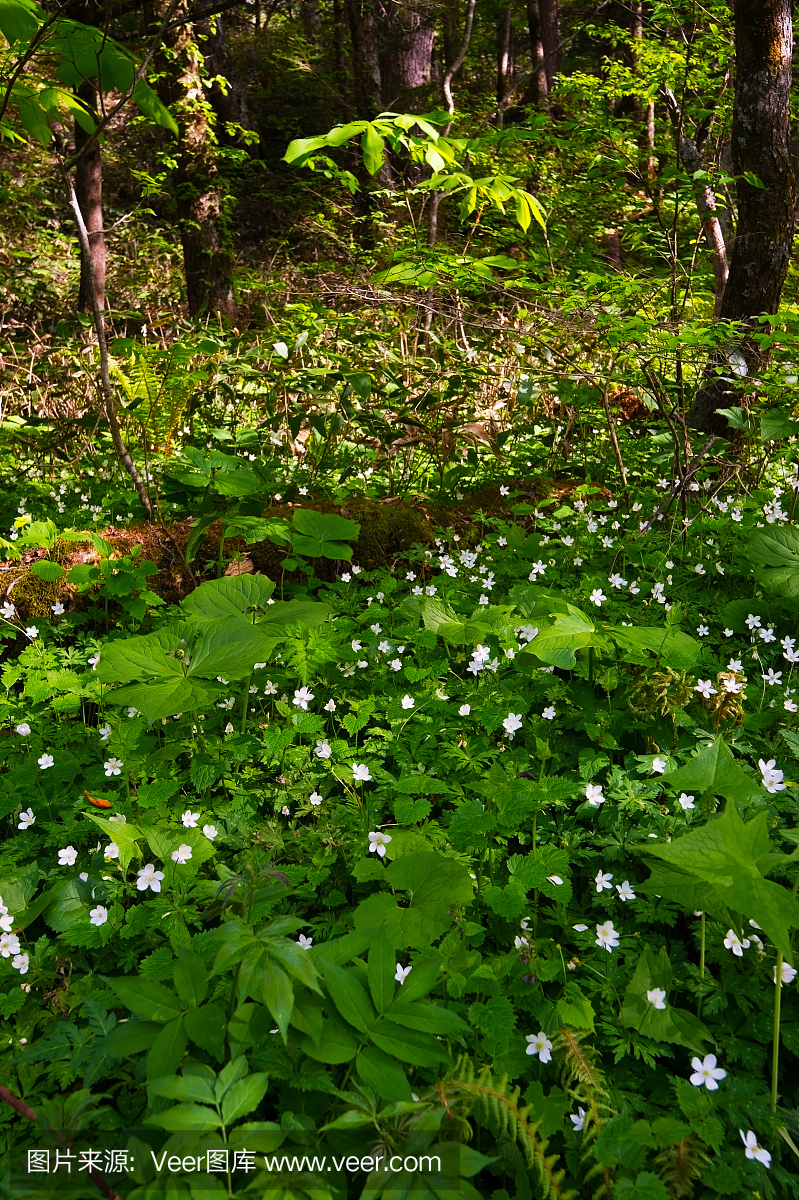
xmin=495 ymin=2 xmax=513 ymax=125
xmin=74 ymin=78 xmax=106 ymax=314
xmin=522 ymin=0 xmax=547 ymax=108
xmin=442 ymin=0 xmax=476 ymax=115
xmin=343 ymin=0 xmax=383 ymax=115
xmin=154 ymin=0 xmax=237 ymax=319
xmin=689 ymin=0 xmax=796 ymax=433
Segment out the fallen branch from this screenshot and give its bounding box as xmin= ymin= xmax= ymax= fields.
xmin=0 ymin=1083 xmax=124 ymax=1200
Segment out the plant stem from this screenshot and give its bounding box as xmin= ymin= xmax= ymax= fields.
xmin=770 ymin=871 xmax=799 ymax=1114
xmin=698 ymin=911 xmax=706 ymax=1017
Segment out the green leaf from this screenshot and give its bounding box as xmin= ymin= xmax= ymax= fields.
xmin=323 ymin=961 xmax=374 ymax=1033
xmin=393 ymin=954 xmax=442 ymax=1002
xmin=301 ymin=1017 xmax=358 ymax=1063
xmin=148 ymin=1074 xmax=216 ymax=1105
xmin=661 ymin=736 xmax=756 ymax=802
xmin=594 ymin=1112 xmax=655 ymax=1170
xmin=370 ymin=1019 xmax=450 ymax=1067
xmin=181 ymin=575 xmax=276 ymax=624
xmin=83 ymin=813 xmax=142 ymax=870
xmin=107 ymin=976 xmax=182 ymax=1022
xmin=383 ymin=1001 xmax=468 ymax=1038
xmin=367 ymin=928 xmax=395 ymax=1013
xmin=146 ymin=1015 xmax=187 ymax=1080
xmin=290 ymin=508 xmax=360 ymax=560
xmin=99 ymin=1020 xmax=163 ymax=1057
xmin=557 ymin=984 xmax=595 ymax=1031
xmin=149 ymin=1102 xmax=222 ymax=1131
xmin=640 ymin=804 xmax=799 ymax=958
xmin=173 ymin=949 xmax=209 ymax=1007
xmin=747 ymin=525 xmax=799 ymax=602
xmin=361 ymin=124 xmax=386 ymax=175
xmin=259 ymin=959 xmax=294 ymax=1040
xmin=132 ymin=77 xmax=178 ymax=135
xmin=221 ymin=1073 xmax=269 ymax=1125
xmin=28 ymin=560 xmax=65 ymax=581
xmin=356 ymin=1045 xmax=412 ymax=1101
xmin=184 ymin=1003 xmax=227 ymax=1059
xmin=615 ymin=1173 xmax=669 ymax=1200
xmin=0 ymin=0 xmax=41 ymax=46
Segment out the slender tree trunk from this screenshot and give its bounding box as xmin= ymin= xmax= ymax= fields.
xmin=154 ymin=0 xmax=237 ymax=319
xmin=74 ymin=78 xmax=106 ymax=314
xmin=689 ymin=0 xmax=796 ymax=433
xmin=495 ymin=2 xmax=513 ymax=125
xmin=522 ymin=0 xmax=548 ymax=108
xmin=664 ymin=86 xmax=728 ymax=315
xmin=539 ymin=0 xmax=558 ymax=88
xmin=343 ymin=0 xmax=382 ymax=115
xmin=442 ymin=0 xmax=476 ymax=116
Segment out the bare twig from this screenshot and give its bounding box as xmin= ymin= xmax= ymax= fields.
xmin=62 ymin=167 xmax=153 ymax=515
xmin=0 ymin=1084 xmax=124 ymax=1200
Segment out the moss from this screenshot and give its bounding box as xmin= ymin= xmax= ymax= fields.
xmin=3 ymin=566 xmax=65 ymax=620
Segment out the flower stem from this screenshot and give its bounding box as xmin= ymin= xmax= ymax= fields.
xmin=770 ymin=872 xmax=799 ymax=1114
xmin=698 ymin=912 xmax=706 ymax=1018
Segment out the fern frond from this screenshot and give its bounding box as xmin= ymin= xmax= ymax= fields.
xmin=434 ymin=1055 xmax=577 ymax=1200
xmin=654 ymin=1137 xmax=710 ymax=1199
xmin=553 ymin=1029 xmax=615 ymax=1200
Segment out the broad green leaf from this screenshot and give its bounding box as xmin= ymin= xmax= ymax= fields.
xmin=96 ymin=622 xmax=192 ymax=683
xmin=99 ymin=1020 xmax=163 ymax=1057
xmin=131 ymin=77 xmax=178 ymax=135
xmin=146 ymin=1015 xmax=187 ymax=1080
xmin=181 ymin=575 xmax=276 ymax=624
xmin=367 ymin=928 xmax=395 ymax=1013
xmin=108 ymin=977 xmax=182 ymax=1022
xmin=361 ymin=124 xmax=386 ymax=175
xmin=105 ymin=676 xmax=215 ymax=721
xmin=149 ymin=1102 xmax=222 ymax=1131
xmin=0 ymin=0 xmax=41 ymax=46
xmin=148 ymin=1075 xmax=216 ymax=1105
xmin=747 ymin=525 xmax=799 ymax=602
xmin=290 ymin=508 xmax=359 ymax=560
xmin=28 ymin=560 xmax=64 ymax=581
xmin=660 ymin=736 xmax=756 ymax=802
xmin=640 ymin=804 xmax=799 ymax=958
xmin=259 ymin=959 xmax=294 ymax=1040
xmin=391 ymin=954 xmax=442 ymax=1003
xmin=557 ymin=984 xmax=595 ymax=1031
xmin=383 ymin=1001 xmax=468 ymax=1038
xmin=301 ymin=1017 xmax=358 ymax=1063
xmin=221 ymin=1073 xmax=269 ymax=1125
xmin=323 ymin=961 xmax=374 ymax=1033
xmin=369 ymin=1019 xmax=450 ymax=1066
xmin=355 ymin=1045 xmax=412 ymax=1102
xmin=185 ymin=1003 xmax=227 ymax=1059
xmin=84 ymin=813 xmax=142 ymax=870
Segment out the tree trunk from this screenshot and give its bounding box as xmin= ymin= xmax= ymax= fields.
xmin=74 ymin=78 xmax=106 ymax=315
xmin=663 ymin=86 xmax=728 ymax=315
xmin=495 ymin=2 xmax=513 ymax=124
xmin=539 ymin=0 xmax=558 ymax=89
xmin=343 ymin=0 xmax=383 ymax=116
xmin=442 ymin=0 xmax=476 ymax=115
xmin=522 ymin=0 xmax=548 ymax=108
xmin=154 ymin=0 xmax=237 ymax=319
xmin=379 ymin=2 xmax=435 ymax=98
xmin=689 ymin=0 xmax=795 ymax=433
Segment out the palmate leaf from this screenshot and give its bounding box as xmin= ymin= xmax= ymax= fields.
xmin=746 ymin=524 xmax=799 ymax=603
xmin=638 ymin=803 xmax=799 ymax=959
xmin=659 ymin=736 xmax=756 ymax=802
